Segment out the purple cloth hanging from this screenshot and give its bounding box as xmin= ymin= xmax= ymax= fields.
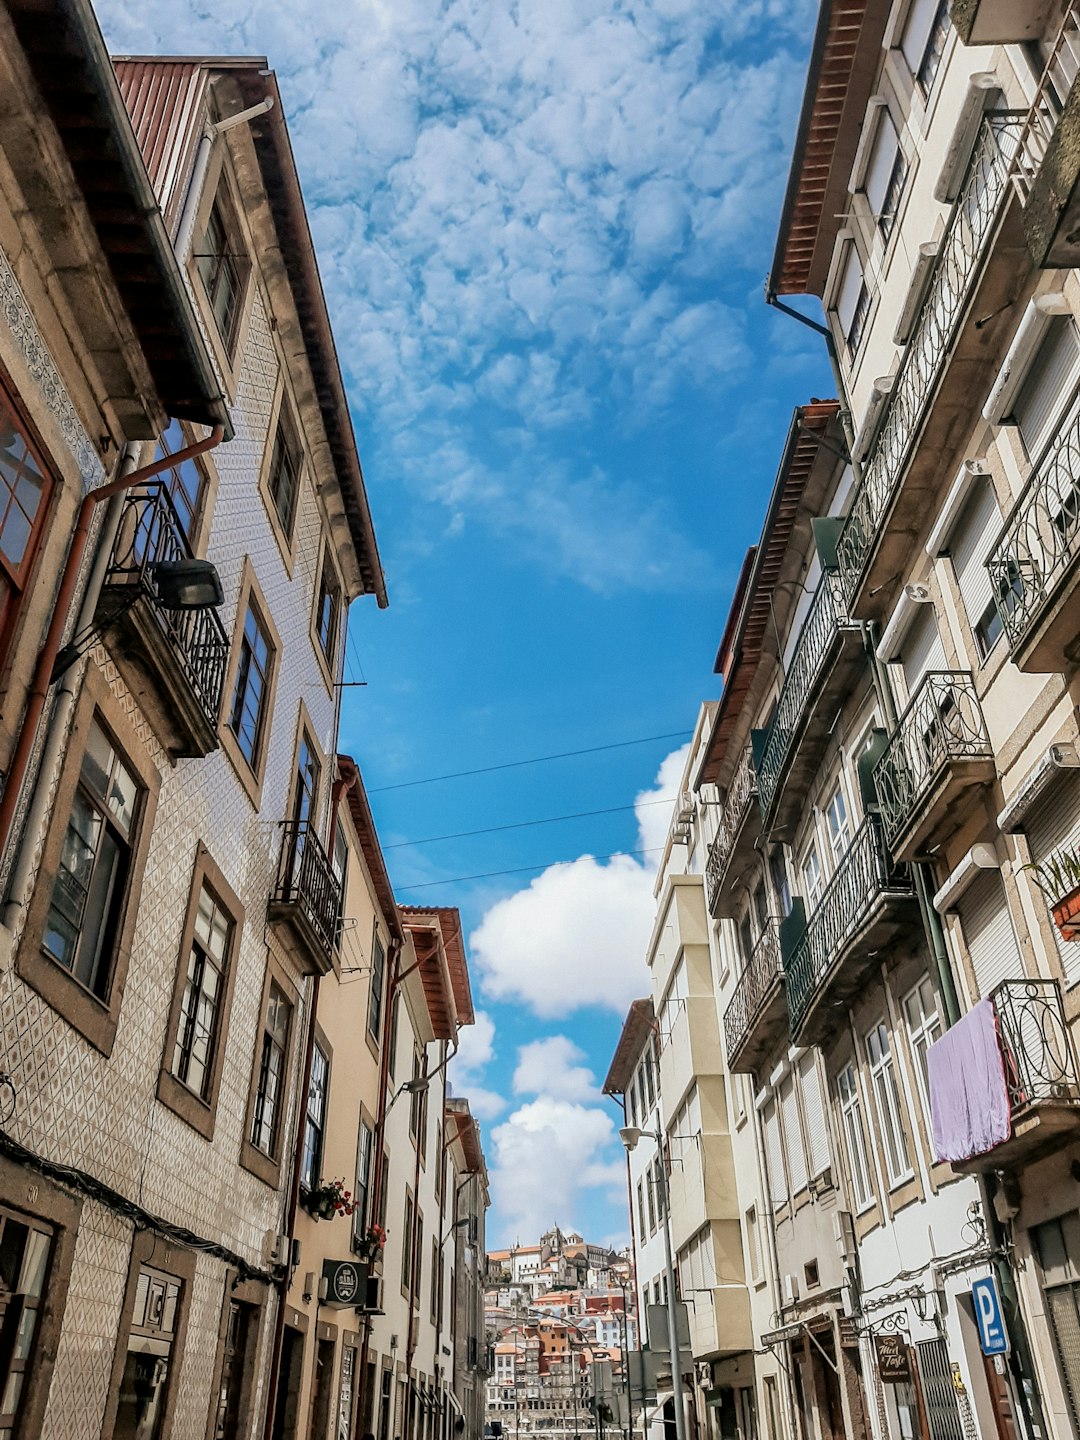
xmin=926 ymin=998 xmax=1012 ymax=1163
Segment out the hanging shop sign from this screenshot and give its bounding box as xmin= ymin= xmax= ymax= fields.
xmin=874 ymin=1333 xmax=911 ymax=1385
xmin=322 ymin=1258 xmax=368 ymax=1308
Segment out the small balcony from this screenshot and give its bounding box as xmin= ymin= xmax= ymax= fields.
xmin=1012 ymin=6 xmax=1080 ymax=268
xmin=96 ymin=483 xmax=229 ymax=757
xmin=834 ymin=112 xmax=1028 ymax=620
xmin=754 ymin=571 xmax=863 ymax=843
xmin=935 ymin=979 xmax=1080 ymax=1174
xmin=873 ymin=672 xmax=995 ymax=861
xmin=705 ymin=744 xmax=759 ymax=918
xmin=950 ymin=0 xmax=1053 ymax=45
xmin=986 ymin=386 xmax=1080 ymax=672
xmin=722 ymin=921 xmax=785 ymax=1076
xmin=268 ymin=821 xmax=343 ymax=977
xmin=785 ymin=815 xmax=915 ymax=1044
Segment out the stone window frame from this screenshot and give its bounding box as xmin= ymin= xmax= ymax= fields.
xmin=240 ymin=952 xmax=301 ymax=1189
xmin=257 ymin=377 xmax=308 ymax=579
xmin=0 ymin=360 xmax=56 ymax=675
xmin=156 ymin=845 xmax=246 ymax=1141
xmin=219 ymin=556 xmax=282 ymax=809
xmin=185 ymin=151 xmax=256 ymax=399
xmin=16 ymin=663 xmax=161 ymax=1057
xmin=204 ymin=1270 xmax=264 ymax=1440
xmin=310 ymin=532 xmax=344 ymax=695
xmin=99 ymin=1232 xmax=197 ymax=1440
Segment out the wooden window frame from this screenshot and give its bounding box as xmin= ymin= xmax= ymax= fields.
xmin=0 ymin=368 xmax=55 ymax=676
xmin=157 ymin=846 xmax=245 ymax=1141
xmin=192 ymin=172 xmax=251 ymax=363
xmin=300 ymin=1027 xmax=333 ymax=1195
xmin=241 ymin=955 xmax=299 ymax=1188
xmin=219 ymin=558 xmax=282 ymax=808
xmin=16 ymin=665 xmax=161 ymax=1056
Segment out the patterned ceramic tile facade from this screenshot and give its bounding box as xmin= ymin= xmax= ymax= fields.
xmin=2 ymin=98 xmax=356 ymax=1438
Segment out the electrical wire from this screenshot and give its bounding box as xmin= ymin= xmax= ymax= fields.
xmin=395 ymin=846 xmax=664 ymax=890
xmin=368 ymin=731 xmax=692 ymax=792
xmin=381 ymin=796 xmax=677 ymax=849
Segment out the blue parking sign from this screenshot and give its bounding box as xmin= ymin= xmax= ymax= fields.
xmin=972 ymin=1276 xmax=1009 ymax=1356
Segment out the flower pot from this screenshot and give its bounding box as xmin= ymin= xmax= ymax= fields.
xmin=1053 ymin=882 xmax=1080 ymax=941
xmin=316 ymin=1195 xmax=338 ymax=1221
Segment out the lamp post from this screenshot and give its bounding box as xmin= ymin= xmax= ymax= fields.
xmin=618 ymin=1128 xmax=686 ymax=1440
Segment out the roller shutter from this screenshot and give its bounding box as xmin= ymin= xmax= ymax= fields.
xmin=956 ymin=869 xmax=1022 ymax=999
xmin=1024 ymin=769 xmax=1080 ymax=984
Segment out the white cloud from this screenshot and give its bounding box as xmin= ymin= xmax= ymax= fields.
xmin=470 ymin=744 xmax=689 ymax=1018
xmin=513 ymin=1036 xmax=597 ymax=1103
xmin=488 ymin=1097 xmax=619 ymax=1243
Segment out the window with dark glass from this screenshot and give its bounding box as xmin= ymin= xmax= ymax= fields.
xmin=228 ymin=601 xmax=273 ymax=766
xmin=266 ymin=410 xmax=302 ymax=539
xmin=115 ymin=1266 xmax=181 ymax=1440
xmin=409 ymin=1048 xmax=424 ymax=1138
xmin=0 ymin=1209 xmax=53 ymax=1439
xmin=835 ymin=245 xmax=870 ymax=357
xmin=301 ymin=1042 xmax=329 ymax=1191
xmin=153 ymin=418 xmax=207 ymax=544
xmin=43 ymin=717 xmax=141 ymax=997
xmin=402 ymin=1193 xmax=414 ymax=1290
xmin=368 ymin=931 xmax=386 ymax=1042
xmin=196 ymin=192 xmax=248 ymax=352
xmin=251 ymin=982 xmax=291 ymax=1157
xmin=172 ymin=883 xmax=232 ymax=1099
xmin=0 ymin=390 xmax=51 ymax=660
xmin=213 ymin=1300 xmax=254 ymax=1440
xmin=292 ymin=735 xmax=320 ymax=829
xmin=352 ymin=1118 xmax=373 ymax=1248
xmin=316 ymin=556 xmax=341 ymax=666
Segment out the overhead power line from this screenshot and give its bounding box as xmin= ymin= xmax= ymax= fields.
xmin=381 ymin=795 xmax=678 ymax=849
xmin=395 ymin=846 xmax=664 ymax=891
xmin=368 ymin=731 xmax=692 ymax=793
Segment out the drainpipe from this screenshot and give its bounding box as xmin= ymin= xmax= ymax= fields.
xmin=0 ymin=424 xmax=226 ymax=873
xmin=173 ymin=96 xmax=275 ymax=260
xmin=261 ymin=762 xmax=358 ymax=1440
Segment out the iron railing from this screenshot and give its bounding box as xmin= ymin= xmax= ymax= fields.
xmin=105 ymin=483 xmax=229 ymax=727
xmin=756 ymin=570 xmax=854 ymax=816
xmin=986 ymin=380 xmax=1080 ymax=654
xmin=705 ymin=743 xmax=757 ymax=912
xmin=786 ymin=815 xmax=912 ymax=1035
xmin=272 ymin=820 xmax=343 ymax=964
xmin=835 ymin=112 xmax=1024 ymax=601
xmin=723 ymin=921 xmax=782 ymax=1062
xmin=1010 ymin=2 xmax=1080 ymax=203
xmin=993 ymin=978 xmax=1080 ymax=1111
xmin=873 ymin=672 xmax=993 ymax=848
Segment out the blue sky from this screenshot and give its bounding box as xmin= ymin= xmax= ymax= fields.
xmin=99 ymin=0 xmax=831 ymax=1247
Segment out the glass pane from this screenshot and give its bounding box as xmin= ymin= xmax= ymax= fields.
xmin=12 ymin=1303 xmax=36 ymax=1362
xmin=18 ymin=1230 xmax=50 ymax=1299
xmin=0 ymin=1222 xmax=26 ymax=1292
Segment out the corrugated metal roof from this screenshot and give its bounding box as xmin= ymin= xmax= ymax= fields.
xmin=114 ymin=60 xmax=206 ymax=230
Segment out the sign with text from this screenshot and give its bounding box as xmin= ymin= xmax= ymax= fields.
xmin=874 ymin=1333 xmax=911 ymax=1385
xmin=972 ymin=1276 xmax=1009 ymax=1356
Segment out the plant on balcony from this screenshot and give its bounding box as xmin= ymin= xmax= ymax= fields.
xmin=302 ymin=1177 xmax=356 ymax=1221
xmin=356 ymin=1221 xmax=386 ymax=1260
xmin=1024 ymin=848 xmax=1080 ymax=940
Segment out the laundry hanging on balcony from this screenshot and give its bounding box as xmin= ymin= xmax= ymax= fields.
xmin=926 ymin=999 xmax=1010 ymax=1163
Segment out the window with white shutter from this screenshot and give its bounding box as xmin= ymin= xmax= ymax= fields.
xmin=956 ymin=868 xmax=1023 ymax=998
xmin=834 ymin=245 xmax=870 ymax=356
xmin=762 ymin=1100 xmax=787 ymax=1209
xmin=780 ymin=1074 xmax=808 ymax=1195
xmin=1013 ymin=317 xmax=1080 ymax=462
xmin=946 ymin=476 xmax=1004 ymax=659
xmin=797 ymin=1052 xmax=831 ymax=1177
xmin=1025 ymin=769 xmax=1080 ymax=985
xmin=864 ymin=113 xmax=907 ymax=240
xmin=901 ymin=0 xmax=949 ymax=92
xmin=898 ymin=602 xmax=947 ymax=701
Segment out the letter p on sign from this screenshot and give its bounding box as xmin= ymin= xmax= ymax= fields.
xmin=972 ymin=1276 xmax=1009 ymax=1356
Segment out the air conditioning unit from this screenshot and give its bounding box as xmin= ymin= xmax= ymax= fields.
xmin=782 ymin=1274 xmax=800 ymax=1305
xmin=266 ymin=1231 xmax=290 ymax=1267
xmin=359 ymin=1274 xmax=384 ymax=1314
xmin=1051 ymin=743 xmax=1080 ymax=768
xmin=676 ymin=791 xmax=695 ymax=825
xmin=832 ymin=1211 xmax=856 ymax=1266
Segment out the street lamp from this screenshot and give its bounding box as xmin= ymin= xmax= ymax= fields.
xmin=618 ymin=1127 xmax=687 ymax=1440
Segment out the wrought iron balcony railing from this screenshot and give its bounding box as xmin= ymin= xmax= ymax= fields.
xmin=705 ymin=743 xmax=757 ymax=913
xmin=1009 ymin=3 xmax=1080 ymax=204
xmin=873 ymin=672 xmax=993 ymax=849
xmin=986 ymin=381 xmax=1080 ymax=656
xmin=105 ymin=482 xmax=230 ymax=728
xmin=785 ymin=815 xmax=912 ymax=1036
xmin=756 ymin=571 xmax=853 ymax=817
xmin=271 ymin=820 xmax=343 ymax=971
xmin=994 ymin=977 xmax=1080 ymax=1113
xmin=723 ymin=921 xmax=782 ymax=1063
xmin=835 ymin=113 xmax=1024 ymax=602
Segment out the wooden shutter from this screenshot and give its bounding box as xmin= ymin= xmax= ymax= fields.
xmin=1014 ymin=317 xmax=1080 ymax=459
xmin=956 ymin=869 xmax=1023 ymax=999
xmin=1025 ymin=769 xmax=1080 ymax=984
xmin=797 ymin=1052 xmax=831 ymax=1177
xmin=948 ymin=476 xmax=1001 ymax=628
xmin=900 ymin=602 xmax=947 ymax=696
xmin=762 ymin=1101 xmax=787 ymax=1208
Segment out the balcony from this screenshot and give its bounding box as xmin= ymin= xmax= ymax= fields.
xmin=937 ymin=979 xmax=1080 ymax=1174
xmin=722 ymin=921 xmax=785 ymax=1076
xmin=986 ymin=385 xmax=1080 ymax=672
xmin=785 ymin=815 xmax=915 ymax=1044
xmin=950 ymin=0 xmax=1053 ymax=45
xmin=754 ymin=571 xmax=863 ymax=843
xmin=834 ymin=112 xmax=1028 ymax=619
xmin=96 ymin=483 xmax=229 ymax=757
xmin=873 ymin=672 xmax=995 ymax=861
xmin=268 ymin=821 xmax=342 ymax=976
xmin=1012 ymin=6 xmax=1080 ymax=267
xmin=705 ymin=744 xmax=759 ymax=918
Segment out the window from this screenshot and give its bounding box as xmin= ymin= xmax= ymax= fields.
xmin=745 ymin=1206 xmax=762 ymax=1284
xmin=945 ymin=476 xmax=1006 ymax=660
xmin=0 ymin=1209 xmax=52 ymax=1438
xmin=266 ymin=407 xmax=303 ymax=540
xmin=44 ymin=717 xmax=141 ymax=997
xmin=627 ymin=1075 xmax=640 ymax=1128
xmin=835 ymin=244 xmax=870 ymax=357
xmin=409 ymin=1048 xmax=424 ymax=1139
xmin=636 ymin=1181 xmax=646 ymax=1244
xmin=797 ymin=1051 xmax=831 ymax=1178
xmin=779 ymin=1074 xmax=808 ymax=1195
xmin=316 ymin=554 xmax=341 ymax=667
xmin=292 ymin=732 xmax=321 ymax=829
xmin=171 ymin=881 xmax=233 ymax=1101
xmin=251 ymin=982 xmax=291 ymax=1158
xmin=196 ymin=188 xmax=248 ymax=352
xmin=1013 ymin=316 xmax=1080 ymax=462
xmin=838 ymin=1062 xmax=874 ymax=1210
xmin=902 ymin=0 xmax=949 ymax=94
xmin=762 ymin=1099 xmax=787 ymax=1209
xmin=801 ymin=842 xmax=824 ymax=910
xmin=770 ymin=849 xmax=792 ymax=918
xmin=152 ymin=418 xmax=207 ymax=544
xmin=643 ymin=1045 xmax=656 ymax=1108
xmin=431 ymin=1237 xmax=440 ymax=1322
xmin=116 ymin=1266 xmax=182 ymax=1439
xmin=301 ymin=1042 xmax=330 ymax=1191
xmin=646 ymin=1162 xmax=657 ymax=1233
xmin=402 ymin=1193 xmax=415 ymax=1291
xmin=352 ymin=1119 xmax=371 ymax=1243
xmin=903 ymin=978 xmax=941 ymax=1128
xmin=0 ymin=387 xmax=52 ymax=661
xmin=864 ymin=112 xmax=908 ymax=241
xmin=825 ymin=783 xmax=852 ymax=864
xmin=368 ymin=931 xmax=386 ymax=1043
xmin=866 ymin=1023 xmax=913 ymax=1186
xmin=228 ymin=599 xmax=274 ymax=768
